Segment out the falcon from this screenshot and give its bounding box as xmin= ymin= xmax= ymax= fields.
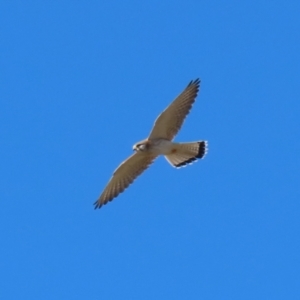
xmin=94 ymin=78 xmax=208 ymax=209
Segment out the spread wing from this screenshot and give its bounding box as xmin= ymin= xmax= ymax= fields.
xmin=94 ymin=152 xmax=157 ymax=209
xmin=148 ymin=79 xmax=201 ymax=140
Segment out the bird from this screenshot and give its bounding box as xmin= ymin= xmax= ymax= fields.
xmin=94 ymin=78 xmax=208 ymax=209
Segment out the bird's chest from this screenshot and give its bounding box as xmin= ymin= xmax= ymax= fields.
xmin=149 ymin=139 xmax=174 ymax=155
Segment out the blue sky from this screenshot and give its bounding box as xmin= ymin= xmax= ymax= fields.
xmin=1 ymin=1 xmax=300 ymax=299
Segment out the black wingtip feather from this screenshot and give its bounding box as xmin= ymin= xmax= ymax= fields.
xmin=94 ymin=200 xmax=103 ymax=209
xmin=94 ymin=204 xmax=100 ymax=209
xmin=187 ymin=78 xmax=201 ymax=88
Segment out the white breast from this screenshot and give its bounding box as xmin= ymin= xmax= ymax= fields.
xmin=150 ymin=139 xmax=174 ymax=155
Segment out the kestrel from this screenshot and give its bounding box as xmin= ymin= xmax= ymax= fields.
xmin=94 ymin=78 xmax=208 ymax=209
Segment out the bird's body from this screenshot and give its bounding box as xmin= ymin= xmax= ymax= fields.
xmin=94 ymin=78 xmax=208 ymax=209
xmin=133 ymin=138 xmax=174 ymax=155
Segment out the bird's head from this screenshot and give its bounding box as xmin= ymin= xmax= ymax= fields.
xmin=133 ymin=140 xmax=148 ymax=152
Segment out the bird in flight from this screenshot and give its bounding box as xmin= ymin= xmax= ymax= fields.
xmin=94 ymin=78 xmax=208 ymax=209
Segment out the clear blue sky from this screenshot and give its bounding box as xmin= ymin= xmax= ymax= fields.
xmin=1 ymin=1 xmax=299 ymax=299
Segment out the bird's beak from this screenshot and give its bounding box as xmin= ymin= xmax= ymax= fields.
xmin=133 ymin=145 xmax=136 ymax=151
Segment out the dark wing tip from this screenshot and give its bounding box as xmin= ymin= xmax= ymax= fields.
xmin=94 ymin=197 xmax=113 ymax=209
xmin=94 ymin=200 xmax=103 ymax=209
xmin=93 ymin=186 xmax=128 ymax=210
xmin=187 ymin=78 xmax=201 ymax=88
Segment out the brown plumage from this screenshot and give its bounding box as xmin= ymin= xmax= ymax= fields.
xmin=149 ymin=79 xmax=200 ymax=140
xmin=94 ymin=153 xmax=156 ymax=209
xmin=94 ymin=79 xmax=207 ymax=209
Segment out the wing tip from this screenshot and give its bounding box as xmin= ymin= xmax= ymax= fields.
xmin=93 ymin=178 xmax=136 ymax=210
xmin=94 ymin=196 xmax=114 ymax=210
xmin=94 ymin=200 xmax=103 ymax=209
xmin=187 ymin=78 xmax=201 ymax=87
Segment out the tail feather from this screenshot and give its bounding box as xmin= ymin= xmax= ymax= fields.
xmin=165 ymin=141 xmax=208 ymax=168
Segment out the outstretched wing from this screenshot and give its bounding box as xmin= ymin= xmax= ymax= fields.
xmin=148 ymin=79 xmax=201 ymax=141
xmin=94 ymin=152 xmax=157 ymax=209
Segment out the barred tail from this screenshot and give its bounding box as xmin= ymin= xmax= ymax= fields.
xmin=165 ymin=141 xmax=208 ymax=168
